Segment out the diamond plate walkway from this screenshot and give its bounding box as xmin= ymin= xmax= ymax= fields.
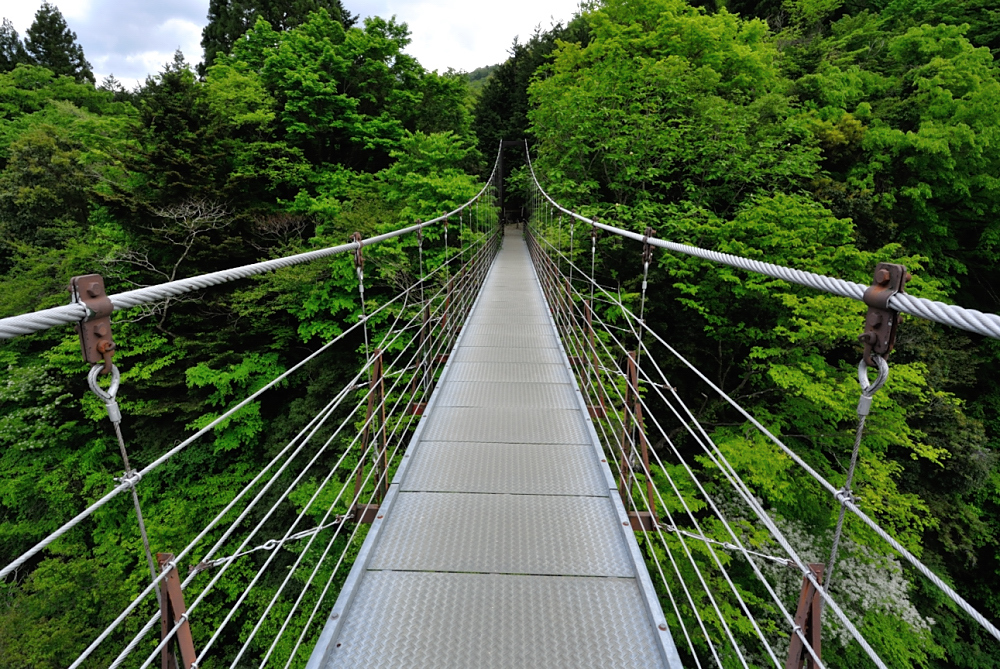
xmin=307 ymin=228 xmax=682 ymax=668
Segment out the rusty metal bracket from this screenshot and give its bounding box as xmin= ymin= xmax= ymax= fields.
xmin=786 ymin=563 xmax=824 ymax=669
xmin=350 ymin=231 xmax=364 ymax=270
xmin=158 ymin=553 xmax=197 ymax=669
xmin=642 ymin=226 xmax=654 ymax=266
xmin=859 ymin=263 xmax=909 ymax=366
xmin=70 ymin=274 xmax=115 ymax=375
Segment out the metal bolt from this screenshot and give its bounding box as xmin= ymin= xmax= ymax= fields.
xmin=623 ymin=521 xmax=628 ymax=526
xmin=658 ymin=624 xmax=667 ymax=631
xmin=601 ymin=459 xmax=606 ymax=462
xmin=87 ymin=282 xmax=100 ymax=297
xmin=876 ymin=268 xmax=890 ymax=285
xmin=332 ymin=613 xmax=339 ymax=619
xmin=377 ymin=515 xmax=383 ymax=519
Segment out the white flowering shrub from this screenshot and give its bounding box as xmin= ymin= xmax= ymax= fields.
xmin=758 ymin=515 xmax=937 ymax=662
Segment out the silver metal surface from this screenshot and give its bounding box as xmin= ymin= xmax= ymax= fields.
xmin=309 ymin=228 xmax=675 ymax=669
xmin=435 ymin=381 xmax=578 ymax=408
xmin=444 ymin=362 xmax=572 ymax=384
xmin=402 ymin=442 xmax=607 ymax=495
xmin=327 ymin=571 xmax=665 ymax=669
xmin=420 ymin=407 xmax=590 ymax=444
xmin=451 ymin=346 xmax=564 ymax=364
xmin=369 ymin=492 xmax=634 ymax=576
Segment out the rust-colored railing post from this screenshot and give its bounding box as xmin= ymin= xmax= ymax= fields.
xmin=618 ymin=354 xmax=636 ymax=507
xmin=158 ymin=553 xmax=197 ymax=669
xmin=629 ymin=351 xmax=657 ymax=529
xmin=353 ymin=348 xmax=385 ymax=523
xmin=786 ymin=563 xmax=824 ymax=669
xmin=375 ymin=350 xmax=388 ymax=503
xmin=586 ymin=300 xmax=607 ymax=419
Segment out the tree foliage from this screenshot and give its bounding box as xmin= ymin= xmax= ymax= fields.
xmin=23 ymin=2 xmax=94 ymax=83
xmin=0 ymin=0 xmax=999 ymax=666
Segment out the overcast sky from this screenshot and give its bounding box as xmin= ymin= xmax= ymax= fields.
xmin=4 ymin=0 xmax=584 ymax=88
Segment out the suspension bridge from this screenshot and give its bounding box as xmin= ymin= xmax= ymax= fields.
xmin=1 ymin=141 xmax=999 ymax=668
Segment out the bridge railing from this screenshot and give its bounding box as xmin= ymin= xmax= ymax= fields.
xmin=0 ymin=155 xmax=502 ymax=667
xmin=523 ymin=145 xmax=1000 ymax=669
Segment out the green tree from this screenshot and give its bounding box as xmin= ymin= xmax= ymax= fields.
xmin=201 ymin=0 xmax=357 ymax=73
xmin=0 ymin=18 xmax=29 ymax=73
xmin=24 ymin=2 xmax=94 ymax=84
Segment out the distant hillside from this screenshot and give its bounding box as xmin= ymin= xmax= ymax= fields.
xmin=464 ymin=63 xmax=499 ymax=94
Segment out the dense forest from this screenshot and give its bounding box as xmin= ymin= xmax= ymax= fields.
xmin=1 ymin=0 xmax=998 ymax=666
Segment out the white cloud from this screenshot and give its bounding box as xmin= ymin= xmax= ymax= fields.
xmin=388 ymin=0 xmax=583 ymax=72
xmin=4 ymin=0 xmax=587 ymax=85
xmin=7 ymin=0 xmax=92 ymax=32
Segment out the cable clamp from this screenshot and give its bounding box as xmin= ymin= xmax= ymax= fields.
xmin=114 ymin=469 xmax=142 ymax=489
xmin=834 ymin=488 xmax=855 ymax=505
xmin=70 ymin=274 xmax=116 ymax=375
xmin=859 ymin=263 xmax=910 ymax=366
xmin=642 ymin=226 xmax=654 ymax=265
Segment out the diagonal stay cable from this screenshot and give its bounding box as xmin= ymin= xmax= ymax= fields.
xmin=529 ymin=225 xmax=785 ymax=668
xmin=101 ymin=232 xmax=496 ymax=667
xmin=107 ymin=243 xmax=488 ymax=668
xmin=137 ymin=230 xmax=501 ymax=668
xmin=528 ymin=224 xmax=748 ymax=668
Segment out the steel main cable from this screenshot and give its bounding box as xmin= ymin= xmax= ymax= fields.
xmin=523 ymin=143 xmax=1000 ymax=341
xmin=1 ymin=234 xmax=475 ymax=583
xmin=149 ymin=227 xmax=501 ymax=669
xmin=0 ymin=142 xmax=504 ymax=341
xmin=528 ymin=224 xmax=808 ymax=668
xmin=536 ymin=213 xmax=1000 ymax=647
xmin=107 ymin=229 xmax=501 ymax=669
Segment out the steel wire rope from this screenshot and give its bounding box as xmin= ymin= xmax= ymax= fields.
xmin=142 ymin=333 xmax=439 ymax=667
xmin=527 ymin=221 xmax=824 ymax=653
xmin=276 ymin=237 xmax=500 ymax=668
xmin=536 ymin=236 xmax=831 ymax=669
xmin=107 ymin=206 xmax=504 ymax=667
xmin=534 ymin=273 xmax=721 ymax=669
xmin=529 ymin=229 xmax=754 ymax=669
xmin=232 ymin=229 xmax=500 ymax=667
xmin=70 ymin=371 xmax=369 ymax=669
xmin=526 ymin=223 xmax=738 ymax=667
xmin=110 ymin=360 xmax=391 ymax=669
xmin=556 ymin=242 xmax=885 ymax=666
xmin=635 ymin=312 xmax=1000 ymax=642
xmin=0 ymin=140 xmax=504 ymax=341
xmin=105 ymin=247 xmax=490 ymax=668
xmin=528 ymin=224 xmax=785 ymax=668
xmin=534 ymin=222 xmax=870 ymax=665
xmin=202 ymin=226 xmax=502 ymax=668
xmin=0 ymin=247 xmax=464 ymax=582
xmin=103 ymin=371 xmax=380 ymax=669
xmin=140 ymin=228 xmax=502 ymax=668
xmin=523 ymin=147 xmax=1000 ymax=341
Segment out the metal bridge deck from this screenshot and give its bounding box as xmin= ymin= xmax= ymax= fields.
xmin=307 ymin=228 xmax=680 ymax=668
